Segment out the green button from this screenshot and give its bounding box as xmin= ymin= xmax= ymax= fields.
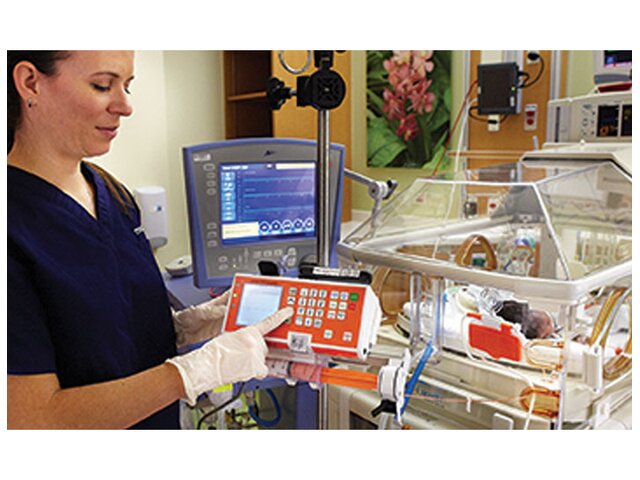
xmin=349 ymin=293 xmax=359 ymax=302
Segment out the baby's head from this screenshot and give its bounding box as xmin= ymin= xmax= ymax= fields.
xmin=522 ymin=310 xmax=555 ymax=339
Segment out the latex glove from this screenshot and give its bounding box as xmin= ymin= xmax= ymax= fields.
xmin=172 ymin=290 xmax=232 ymax=348
xmin=167 ymin=306 xmax=293 ymax=406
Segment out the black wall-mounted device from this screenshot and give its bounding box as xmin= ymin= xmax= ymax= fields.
xmin=477 ymin=62 xmax=520 ymax=115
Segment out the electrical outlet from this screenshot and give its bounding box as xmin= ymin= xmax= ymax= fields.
xmin=526 ymin=51 xmax=540 ymax=64
xmin=488 ymin=114 xmax=500 ymax=132
xmin=524 ymin=104 xmax=538 ymax=131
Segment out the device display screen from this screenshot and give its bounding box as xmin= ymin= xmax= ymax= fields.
xmin=597 ymin=105 xmax=620 ymax=137
xmin=622 ymin=105 xmax=632 ymax=137
xmin=236 ymin=283 xmax=284 ymax=326
xmin=604 ymin=50 xmax=632 ymax=68
xmin=219 ymin=161 xmax=316 ymax=245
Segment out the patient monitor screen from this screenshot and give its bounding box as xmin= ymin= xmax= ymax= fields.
xmin=220 ymin=161 xmax=316 ymax=245
xmin=236 ymin=283 xmax=283 ymax=326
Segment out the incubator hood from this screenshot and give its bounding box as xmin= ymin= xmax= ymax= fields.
xmin=338 ymin=160 xmax=631 ymax=305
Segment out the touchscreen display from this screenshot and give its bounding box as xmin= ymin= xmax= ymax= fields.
xmin=236 ymin=283 xmax=283 ymax=326
xmin=220 ymin=161 xmax=315 ymax=245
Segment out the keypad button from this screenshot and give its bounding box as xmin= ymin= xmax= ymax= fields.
xmin=308 ymin=298 xmax=317 ymax=307
xmin=288 ymin=287 xmax=297 ymax=295
xmin=337 ymin=312 xmax=346 ymax=321
xmin=330 ymin=291 xmax=339 ymax=300
xmin=327 ymin=311 xmax=336 ymax=319
xmin=340 ymin=291 xmax=349 ymax=300
xmin=297 ymin=307 xmax=305 ymax=315
xmin=306 ymin=308 xmax=315 ymax=317
xmin=298 ymin=298 xmax=307 ymax=307
xmin=315 ymin=309 xmax=324 ymax=317
xmin=294 ymin=316 xmax=304 ymax=326
xmin=304 ymin=317 xmax=313 ymax=327
xmin=300 ymin=288 xmax=309 ymax=296
xmin=338 ymin=302 xmax=347 ymax=310
xmin=314 ymin=319 xmax=322 ymax=328
xmin=317 ymin=299 xmax=326 ymax=308
xmin=323 ymin=329 xmax=333 ymax=339
xmin=310 ymin=289 xmax=318 ymax=297
xmin=319 ymin=290 xmax=328 ymax=298
xmin=287 ymin=296 xmax=296 ymax=306
xmin=329 ymin=301 xmax=338 ymax=309
xmin=349 ymin=292 xmax=359 ymax=302
xmin=343 ymin=332 xmax=353 ymax=342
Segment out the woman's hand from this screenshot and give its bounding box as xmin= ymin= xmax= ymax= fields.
xmin=172 ymin=290 xmax=232 ymax=348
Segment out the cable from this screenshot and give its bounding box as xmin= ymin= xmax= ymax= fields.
xmin=467 ymin=105 xmax=509 ymax=125
xmin=520 ymin=54 xmax=545 ymax=88
xmin=402 ymin=340 xmax=434 ymax=415
xmin=196 ymin=382 xmax=246 ymax=430
xmin=247 ymin=388 xmax=282 ymax=428
xmin=429 ymin=79 xmax=478 ymax=177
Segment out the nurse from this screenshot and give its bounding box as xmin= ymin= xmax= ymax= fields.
xmin=6 ymin=51 xmax=292 ymax=429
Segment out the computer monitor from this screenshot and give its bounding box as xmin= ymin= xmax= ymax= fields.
xmin=594 ymin=50 xmax=632 ymax=84
xmin=183 ymin=138 xmax=345 ymax=288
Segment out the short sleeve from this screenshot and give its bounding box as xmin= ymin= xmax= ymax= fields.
xmin=7 ymin=247 xmax=57 ymax=375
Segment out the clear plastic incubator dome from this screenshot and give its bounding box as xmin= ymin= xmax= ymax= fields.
xmin=338 ymin=159 xmax=631 ymax=429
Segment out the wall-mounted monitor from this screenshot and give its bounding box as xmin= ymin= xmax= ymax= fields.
xmin=593 ymin=50 xmax=632 ymax=85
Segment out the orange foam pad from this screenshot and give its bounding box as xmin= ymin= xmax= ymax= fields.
xmin=468 ymin=319 xmax=522 ymax=362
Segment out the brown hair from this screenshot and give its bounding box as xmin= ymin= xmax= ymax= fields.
xmin=84 ymin=162 xmax=136 ymax=217
xmin=8 ymin=51 xmax=135 ymax=217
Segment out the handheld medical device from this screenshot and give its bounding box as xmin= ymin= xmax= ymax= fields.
xmin=183 ymin=138 xmax=345 ymax=288
xmin=223 ymin=274 xmax=381 ymax=360
xmin=222 ymin=273 xmax=410 ymax=420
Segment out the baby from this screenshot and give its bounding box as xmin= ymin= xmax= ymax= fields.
xmin=496 ymin=300 xmax=555 ymax=339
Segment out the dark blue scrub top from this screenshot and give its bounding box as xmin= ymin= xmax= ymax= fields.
xmin=7 ymin=164 xmax=179 ymax=429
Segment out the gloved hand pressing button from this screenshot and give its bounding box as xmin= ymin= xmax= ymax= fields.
xmin=167 ymin=306 xmax=293 ymax=406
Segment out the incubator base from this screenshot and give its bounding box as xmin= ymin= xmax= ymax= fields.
xmin=368 ymin=325 xmax=632 ymax=429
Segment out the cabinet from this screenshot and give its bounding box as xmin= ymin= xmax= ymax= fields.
xmin=223 ymin=51 xmax=272 ymax=138
xmin=223 ymin=50 xmax=352 ymax=220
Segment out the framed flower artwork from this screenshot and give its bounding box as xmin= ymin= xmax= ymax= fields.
xmin=367 ymin=50 xmax=452 ymax=169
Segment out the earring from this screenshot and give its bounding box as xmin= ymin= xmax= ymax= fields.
xmin=27 ymin=98 xmax=33 ymax=108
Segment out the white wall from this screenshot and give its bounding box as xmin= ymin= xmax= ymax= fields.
xmin=93 ymin=51 xmax=225 ymax=267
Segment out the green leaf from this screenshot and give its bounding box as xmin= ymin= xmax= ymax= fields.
xmin=367 ymin=117 xmax=407 ymax=168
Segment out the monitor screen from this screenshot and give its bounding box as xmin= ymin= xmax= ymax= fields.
xmin=219 ymin=161 xmax=316 ymax=246
xmin=594 ymin=51 xmax=631 ymax=84
xmin=236 ymin=283 xmax=283 ymax=326
xmin=603 ymin=50 xmax=632 ymax=68
xmin=183 ymin=138 xmax=345 ymax=288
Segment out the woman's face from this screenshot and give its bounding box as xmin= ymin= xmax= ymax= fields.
xmin=33 ymin=51 xmax=135 ymax=159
